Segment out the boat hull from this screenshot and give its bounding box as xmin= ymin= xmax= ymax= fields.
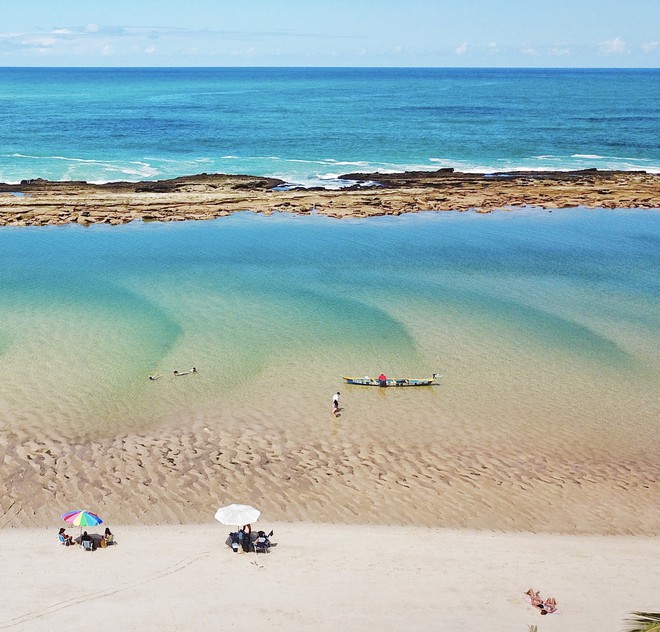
xmin=342 ymin=375 xmax=438 ymax=387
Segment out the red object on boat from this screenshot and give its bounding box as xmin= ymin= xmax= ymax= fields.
xmin=378 ymin=374 xmax=387 ymax=381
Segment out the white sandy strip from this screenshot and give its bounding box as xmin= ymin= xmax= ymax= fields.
xmin=0 ymin=523 xmax=657 ymax=632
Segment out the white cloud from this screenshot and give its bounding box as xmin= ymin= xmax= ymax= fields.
xmin=547 ymin=46 xmax=571 ymax=57
xmin=640 ymin=41 xmax=658 ymax=54
xmin=488 ymin=42 xmax=499 ymax=54
xmin=25 ymin=36 xmax=59 ymax=48
xmin=85 ymin=24 xmax=100 ymax=33
xmin=454 ymin=42 xmax=468 ymax=55
xmin=600 ymin=37 xmax=628 ymax=55
xmin=520 ymin=46 xmax=539 ymax=56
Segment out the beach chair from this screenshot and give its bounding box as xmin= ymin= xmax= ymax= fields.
xmin=58 ymin=533 xmax=68 ymax=546
xmin=81 ymin=539 xmax=94 ymax=551
xmin=254 ymin=530 xmax=273 ymax=554
xmin=226 ymin=531 xmax=242 ymax=552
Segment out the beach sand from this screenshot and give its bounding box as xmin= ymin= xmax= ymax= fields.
xmin=1 ymin=523 xmax=658 ymax=631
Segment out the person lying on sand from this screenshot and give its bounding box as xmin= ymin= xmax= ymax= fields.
xmin=525 ymin=589 xmax=544 ymax=607
xmin=541 ymin=597 xmax=558 ymax=614
xmin=525 ymin=589 xmax=559 ymax=615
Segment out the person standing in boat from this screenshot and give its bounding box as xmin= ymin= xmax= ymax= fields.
xmin=332 ymin=392 xmax=340 ymax=416
xmin=378 ymin=373 xmax=388 ymax=386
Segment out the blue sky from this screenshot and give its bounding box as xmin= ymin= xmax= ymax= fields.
xmin=1 ymin=0 xmax=658 ymax=67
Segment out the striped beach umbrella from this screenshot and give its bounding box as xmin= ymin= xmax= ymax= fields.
xmin=61 ymin=510 xmax=103 ymax=528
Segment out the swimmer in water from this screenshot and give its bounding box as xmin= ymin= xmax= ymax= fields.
xmin=174 ymin=367 xmax=198 ymax=376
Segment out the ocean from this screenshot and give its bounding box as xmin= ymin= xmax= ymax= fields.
xmin=1 ymin=67 xmax=659 ymax=186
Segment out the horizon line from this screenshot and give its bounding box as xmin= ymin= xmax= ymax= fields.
xmin=0 ymin=64 xmax=658 ymax=70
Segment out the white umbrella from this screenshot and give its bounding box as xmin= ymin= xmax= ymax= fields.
xmin=214 ymin=503 xmax=260 ymax=527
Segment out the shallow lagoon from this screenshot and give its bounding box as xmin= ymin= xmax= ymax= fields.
xmin=0 ymin=209 xmax=657 ymax=455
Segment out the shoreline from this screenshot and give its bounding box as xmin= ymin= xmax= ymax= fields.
xmin=0 ymin=168 xmax=658 ymax=227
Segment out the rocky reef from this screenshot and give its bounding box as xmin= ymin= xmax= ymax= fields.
xmin=0 ymin=169 xmax=658 ymax=227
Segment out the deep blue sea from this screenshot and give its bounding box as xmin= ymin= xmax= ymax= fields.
xmin=1 ymin=67 xmax=659 ymax=186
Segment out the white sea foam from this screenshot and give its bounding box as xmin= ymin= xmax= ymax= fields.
xmin=5 ymin=150 xmax=659 ymax=188
xmin=320 ymin=159 xmax=370 ymax=167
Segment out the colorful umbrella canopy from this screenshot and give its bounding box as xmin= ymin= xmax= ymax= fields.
xmin=214 ymin=504 xmax=260 ymax=527
xmin=61 ymin=510 xmax=103 ymax=528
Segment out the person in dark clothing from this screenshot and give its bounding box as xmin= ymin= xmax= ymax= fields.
xmin=241 ymin=524 xmax=252 ymax=552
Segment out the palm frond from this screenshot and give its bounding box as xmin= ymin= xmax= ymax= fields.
xmin=625 ymin=612 xmax=660 ymax=632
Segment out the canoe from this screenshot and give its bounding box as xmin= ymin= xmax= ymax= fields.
xmin=342 ymin=373 xmax=440 ymax=387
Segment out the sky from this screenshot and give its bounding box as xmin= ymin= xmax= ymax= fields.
xmin=0 ymin=0 xmax=658 ymax=67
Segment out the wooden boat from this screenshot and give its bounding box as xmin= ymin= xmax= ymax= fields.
xmin=342 ymin=373 xmax=440 ymax=387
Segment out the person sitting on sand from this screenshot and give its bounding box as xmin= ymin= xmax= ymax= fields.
xmin=80 ymin=531 xmax=94 ymax=550
xmin=103 ymin=527 xmax=114 ymax=545
xmin=58 ymin=527 xmax=75 ymax=546
xmin=229 ymin=531 xmax=241 ymax=552
xmin=255 ymin=530 xmax=272 ymax=549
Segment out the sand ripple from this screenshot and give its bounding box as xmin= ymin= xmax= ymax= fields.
xmin=1 ymin=422 xmax=658 ymax=535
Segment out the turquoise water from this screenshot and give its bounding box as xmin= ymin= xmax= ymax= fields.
xmin=0 ymin=209 xmax=658 ymax=440
xmin=1 ymin=68 xmax=659 ymax=185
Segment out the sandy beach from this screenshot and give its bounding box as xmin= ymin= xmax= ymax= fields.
xmin=1 ymin=523 xmax=658 ymax=631
xmin=0 ymin=169 xmax=658 ymax=226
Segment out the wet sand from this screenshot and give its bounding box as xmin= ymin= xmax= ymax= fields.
xmin=1 ymin=407 xmax=658 ymax=535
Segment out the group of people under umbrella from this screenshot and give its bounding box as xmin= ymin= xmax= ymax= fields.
xmin=58 ymin=510 xmax=114 ymax=550
xmin=58 ymin=504 xmax=272 ymax=554
xmin=214 ymin=503 xmax=274 ymax=554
